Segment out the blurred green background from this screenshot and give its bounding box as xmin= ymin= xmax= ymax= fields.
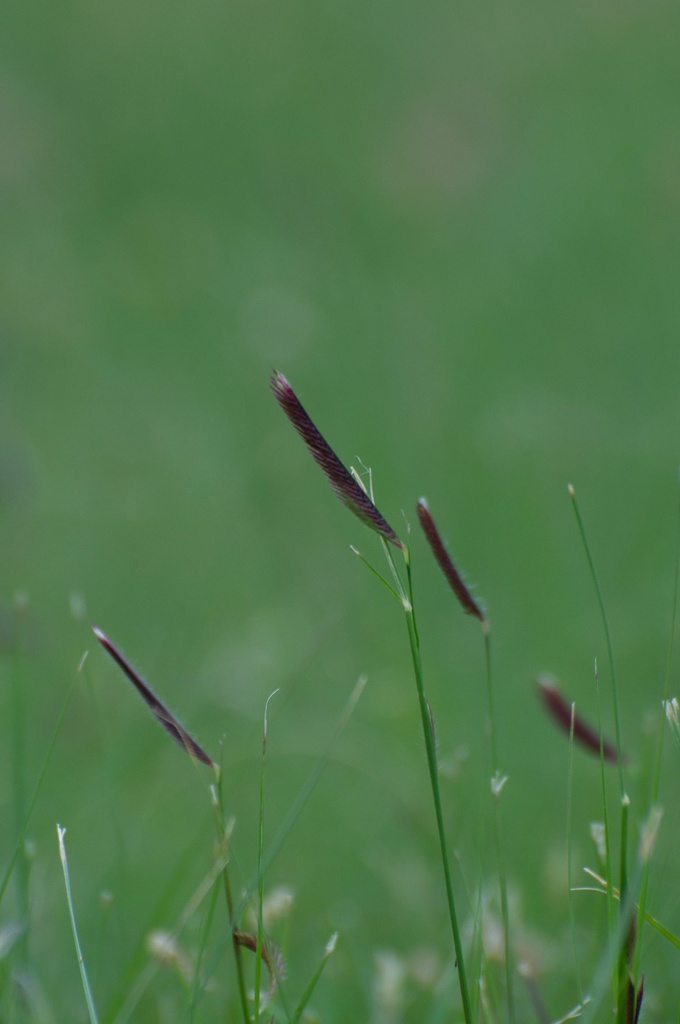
xmin=2 ymin=0 xmax=680 ymax=1019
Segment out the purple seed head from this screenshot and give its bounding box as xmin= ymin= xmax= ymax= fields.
xmin=270 ymin=371 xmax=402 ymax=548
xmin=416 ymin=498 xmax=486 ymax=626
xmin=93 ymin=625 xmax=215 ymax=769
xmin=537 ymin=674 xmax=621 ymax=765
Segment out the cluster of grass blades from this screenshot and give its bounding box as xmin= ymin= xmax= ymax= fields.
xmin=2 ymin=374 xmax=680 ymax=1022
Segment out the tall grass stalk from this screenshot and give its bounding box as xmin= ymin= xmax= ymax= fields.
xmin=568 ymin=486 xmax=625 ymax=793
xmin=212 ymin=776 xmax=251 ymax=1024
xmin=593 ymin=659 xmax=617 ymax=1007
xmin=635 ymin=483 xmax=680 ymax=976
xmin=271 ymin=372 xmax=473 ymax=1022
xmin=57 ymin=825 xmax=100 ymax=1024
xmin=566 ymin=703 xmax=583 ymax=1003
xmin=254 ymin=690 xmax=279 ymax=1024
xmin=10 ymin=598 xmax=29 ymax=965
xmin=416 ymin=497 xmax=512 ymax=1023
xmin=569 ymin=489 xmax=639 ymax=1024
xmin=382 ymin=538 xmax=473 ymax=1024
xmin=239 ymin=674 xmax=367 ymax=917
xmin=483 ymin=629 xmax=514 ymax=1024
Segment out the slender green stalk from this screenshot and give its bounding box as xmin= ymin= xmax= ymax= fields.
xmin=10 ymin=601 xmax=29 ymax=964
xmin=635 ymin=483 xmax=680 ymax=974
xmin=593 ymin=660 xmax=617 ymax=1004
xmin=57 ymin=825 xmax=100 ymax=1024
xmin=383 ymin=540 xmax=472 ymax=1024
xmin=213 ymin=773 xmax=251 ymax=1024
xmin=483 ymin=630 xmax=514 ymax=1024
xmin=568 ymin=485 xmax=625 ymax=793
xmin=616 ymin=796 xmax=632 ymax=1024
xmin=570 ymin=485 xmax=632 ymax=1017
xmin=254 ymin=690 xmax=279 ymax=1024
xmin=239 ymin=674 xmax=367 ymax=916
xmin=567 ymin=703 xmax=583 ymax=1003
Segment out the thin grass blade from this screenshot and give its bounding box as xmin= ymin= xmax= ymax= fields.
xmin=57 ymin=825 xmax=100 ymax=1024
xmin=289 ymin=932 xmax=338 ymax=1024
xmin=241 ymin=674 xmax=368 ymax=905
xmin=255 ymin=689 xmax=280 ymax=1023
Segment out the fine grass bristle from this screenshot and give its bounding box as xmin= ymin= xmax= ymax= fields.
xmin=416 ymin=498 xmax=487 ymax=627
xmin=537 ymin=674 xmax=621 ymax=764
xmin=269 ymin=371 xmax=403 ymax=548
xmin=92 ymin=626 xmax=215 ymax=769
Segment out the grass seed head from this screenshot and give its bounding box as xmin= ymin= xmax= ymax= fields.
xmin=536 ymin=674 xmax=621 ymax=764
xmin=270 ymin=371 xmax=402 ymax=548
xmin=416 ymin=498 xmax=487 ymax=626
xmin=93 ymin=626 xmax=215 ymax=768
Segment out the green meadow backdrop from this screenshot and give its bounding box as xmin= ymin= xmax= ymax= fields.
xmin=1 ymin=0 xmax=680 ymax=1019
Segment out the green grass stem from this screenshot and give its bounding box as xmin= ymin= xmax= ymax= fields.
xmin=615 ymin=795 xmax=632 ymax=1024
xmin=57 ymin=825 xmax=100 ymax=1024
xmin=483 ymin=629 xmax=514 ymax=1024
xmin=566 ymin=703 xmax=583 ymax=1002
xmin=212 ymin=773 xmax=251 ymax=1024
xmin=593 ymin=659 xmax=617 ymax=1005
xmin=10 ymin=604 xmax=29 ymax=964
xmin=239 ymin=674 xmax=367 ymax=917
xmin=254 ymin=690 xmax=279 ymax=1024
xmin=571 ymin=484 xmax=633 ymax=1017
xmin=568 ymin=485 xmax=625 ymax=795
xmin=635 ymin=482 xmax=680 ymax=975
xmin=381 ymin=539 xmax=473 ymax=1024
